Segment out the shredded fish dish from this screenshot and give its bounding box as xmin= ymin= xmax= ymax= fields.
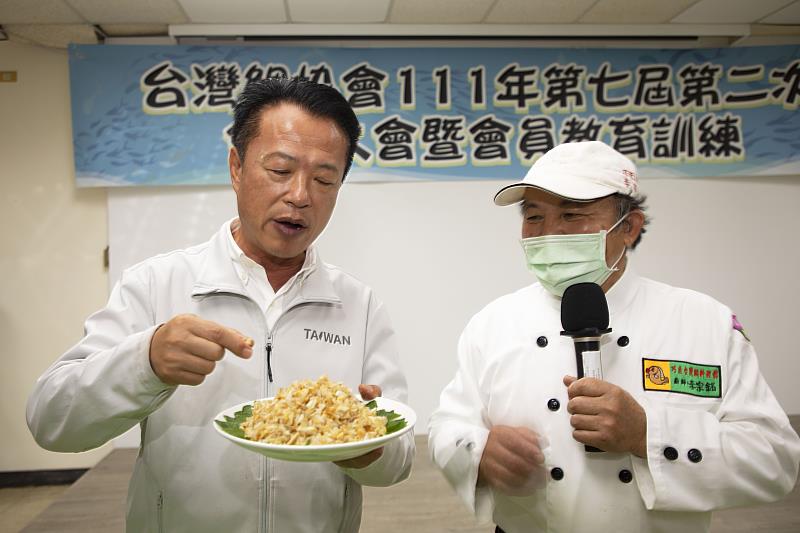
xmin=240 ymin=376 xmax=388 ymax=445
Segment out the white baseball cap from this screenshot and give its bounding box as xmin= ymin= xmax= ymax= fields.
xmin=493 ymin=141 xmax=640 ymax=205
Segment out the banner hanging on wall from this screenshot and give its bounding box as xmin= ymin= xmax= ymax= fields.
xmin=69 ymin=44 xmax=800 ymax=187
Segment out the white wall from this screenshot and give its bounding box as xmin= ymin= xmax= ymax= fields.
xmin=107 ymin=175 xmax=800 ymax=445
xmin=0 ymin=41 xmax=112 ymax=471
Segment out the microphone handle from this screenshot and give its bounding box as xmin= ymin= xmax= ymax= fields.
xmin=574 ymin=339 xmax=599 ymax=378
xmin=574 ymin=337 xmax=604 ymax=453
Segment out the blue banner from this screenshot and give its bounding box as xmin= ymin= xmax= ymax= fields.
xmin=69 ymin=44 xmax=800 ymax=187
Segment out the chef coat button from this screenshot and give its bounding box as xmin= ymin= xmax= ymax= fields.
xmin=664 ymin=446 xmax=679 ymax=461
xmin=547 ymin=398 xmax=560 ymax=411
xmin=618 ymin=469 xmax=633 ymax=483
xmin=550 ymin=467 xmax=564 ymax=481
xmin=687 ymin=448 xmax=703 ymax=463
xmin=617 ymin=336 xmax=629 ymax=347
xmin=536 ymin=336 xmax=548 ymax=348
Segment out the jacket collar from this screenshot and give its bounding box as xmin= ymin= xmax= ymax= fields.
xmin=605 ymin=262 xmax=639 ymax=317
xmin=191 ymin=220 xmax=341 ymax=306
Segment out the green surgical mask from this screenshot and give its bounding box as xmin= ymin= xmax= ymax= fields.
xmin=520 ymin=215 xmax=627 ymax=297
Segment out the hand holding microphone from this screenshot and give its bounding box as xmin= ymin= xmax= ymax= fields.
xmin=560 ymin=282 xmax=610 ymax=382
xmin=559 ymin=283 xmax=646 ymax=456
xmin=563 ymin=375 xmax=647 ymax=457
xmin=560 ymin=283 xmax=610 ymax=452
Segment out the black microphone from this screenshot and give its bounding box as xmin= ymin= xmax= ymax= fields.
xmin=560 ymin=282 xmax=612 ymax=453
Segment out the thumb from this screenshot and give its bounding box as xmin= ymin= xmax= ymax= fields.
xmin=358 ymin=384 xmax=382 ymax=401
xmin=563 ymin=375 xmax=577 ymax=387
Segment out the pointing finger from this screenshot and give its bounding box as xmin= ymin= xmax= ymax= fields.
xmin=192 ymin=319 xmax=254 ymax=359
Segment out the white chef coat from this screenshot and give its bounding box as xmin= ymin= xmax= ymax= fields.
xmin=428 ymin=267 xmax=800 ymax=533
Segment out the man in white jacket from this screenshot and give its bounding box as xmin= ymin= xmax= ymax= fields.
xmin=27 ymin=78 xmax=414 ymax=532
xmin=428 ymin=141 xmax=800 ymax=533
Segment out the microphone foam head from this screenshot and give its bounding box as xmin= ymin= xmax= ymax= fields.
xmin=561 ymin=282 xmax=609 ymax=333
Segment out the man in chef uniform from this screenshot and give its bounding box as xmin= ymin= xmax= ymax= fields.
xmin=428 ymin=140 xmax=800 ymax=533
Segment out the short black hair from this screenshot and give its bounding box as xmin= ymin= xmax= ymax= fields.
xmin=230 ymin=77 xmax=360 ymax=181
xmin=612 ymin=193 xmax=649 ymax=250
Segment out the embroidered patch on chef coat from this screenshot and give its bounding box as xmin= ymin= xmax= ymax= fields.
xmin=642 ymin=358 xmax=721 ymax=398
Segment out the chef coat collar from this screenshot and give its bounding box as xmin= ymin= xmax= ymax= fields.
xmin=604 ymin=262 xmax=639 ymax=317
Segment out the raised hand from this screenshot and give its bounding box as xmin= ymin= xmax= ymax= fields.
xmin=149 ymin=314 xmax=254 ymax=386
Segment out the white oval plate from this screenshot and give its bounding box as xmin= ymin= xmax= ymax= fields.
xmin=213 ymin=396 xmax=416 ymax=462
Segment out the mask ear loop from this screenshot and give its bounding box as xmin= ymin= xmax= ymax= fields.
xmin=604 ymin=211 xmax=630 ymax=270
xmin=608 ymin=211 xmax=629 ymax=234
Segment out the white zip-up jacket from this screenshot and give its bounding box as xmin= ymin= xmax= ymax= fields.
xmin=27 ymin=221 xmax=414 ymax=533
xmin=429 ymin=267 xmax=800 ymax=533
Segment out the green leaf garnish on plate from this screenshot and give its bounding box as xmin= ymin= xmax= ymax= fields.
xmin=367 ymin=400 xmax=408 ymax=435
xmin=215 ymin=403 xmax=253 ymax=439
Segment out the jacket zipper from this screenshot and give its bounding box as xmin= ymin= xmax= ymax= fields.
xmin=263 ymin=329 xmax=275 ymax=530
xmin=265 ymin=301 xmax=313 ymax=385
xmin=266 ymin=334 xmax=273 ymax=382
xmin=199 ymin=291 xmax=271 ymax=533
xmin=157 ymin=491 xmax=164 ymax=533
xmin=338 ymin=481 xmax=351 ymax=531
xmin=195 ymin=291 xmax=333 ymax=533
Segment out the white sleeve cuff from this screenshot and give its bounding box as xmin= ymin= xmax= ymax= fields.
xmin=438 ymin=427 xmax=493 ymax=522
xmin=338 ymin=431 xmax=414 ymax=486
xmin=133 ymin=324 xmax=176 ymax=394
